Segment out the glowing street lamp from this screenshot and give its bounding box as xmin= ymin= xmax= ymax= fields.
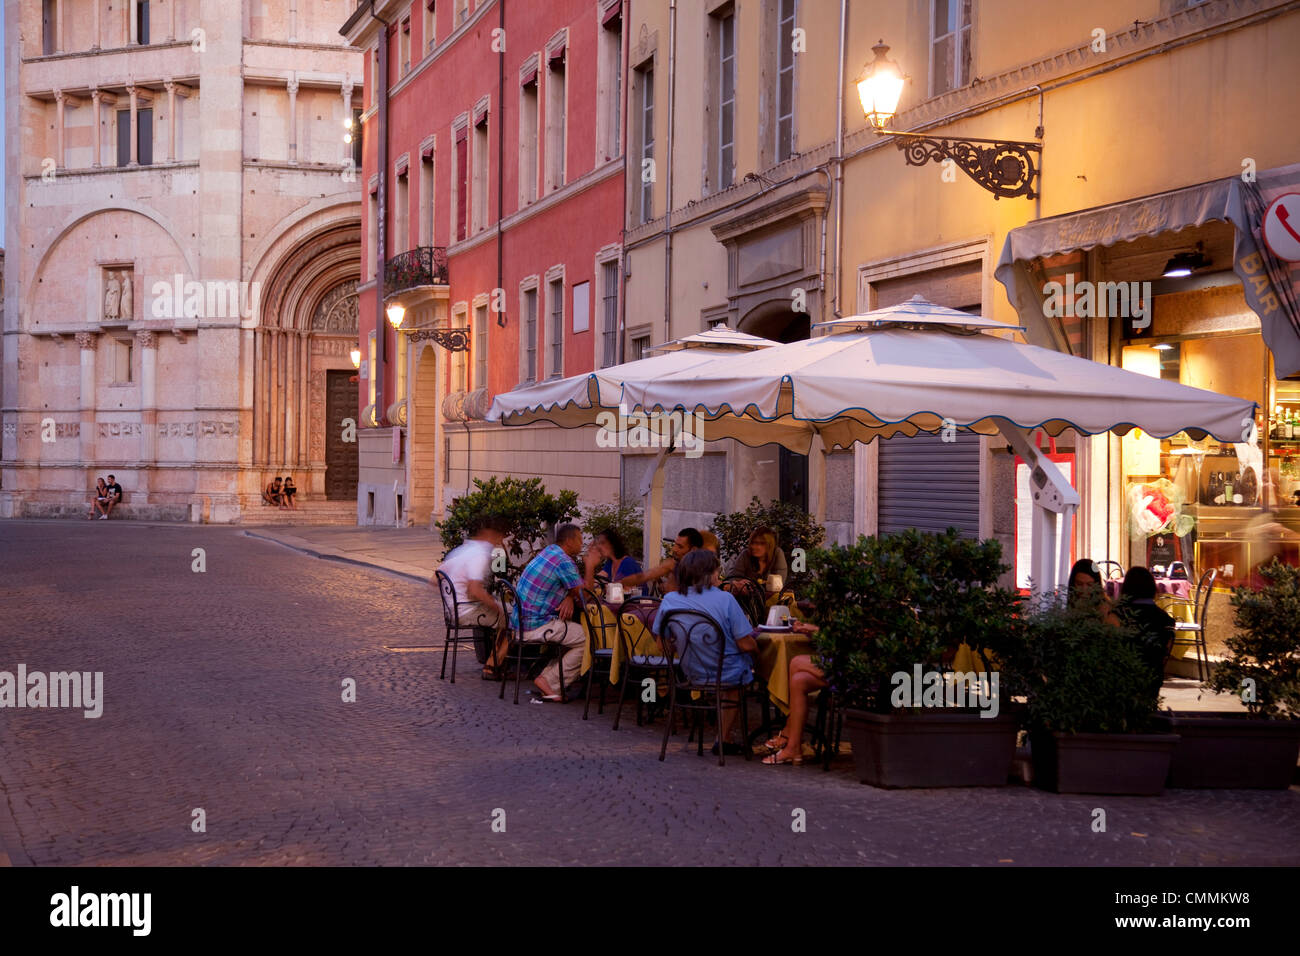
xmin=855 ymin=38 xmax=1041 ymax=200
xmin=856 ymin=41 xmax=905 ymax=132
xmin=386 ymin=303 xmax=405 ymax=329
xmin=350 ymin=347 xmax=362 ymax=369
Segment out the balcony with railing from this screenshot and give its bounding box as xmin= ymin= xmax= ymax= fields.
xmin=384 ymin=247 xmax=449 ymax=298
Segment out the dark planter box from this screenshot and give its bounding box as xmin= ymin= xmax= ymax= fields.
xmin=1153 ymin=712 xmax=1300 ymax=790
xmin=844 ymin=708 xmax=1020 ymax=788
xmin=1030 ymin=730 xmax=1178 ymax=795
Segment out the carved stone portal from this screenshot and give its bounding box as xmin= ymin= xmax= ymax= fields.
xmin=311 ymin=280 xmax=359 ymax=333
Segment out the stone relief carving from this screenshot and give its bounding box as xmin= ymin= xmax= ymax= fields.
xmin=75 ymin=332 xmax=98 ymax=350
xmin=311 ymin=338 xmax=358 ymax=357
xmin=135 ymin=330 xmax=157 ymax=349
xmin=309 ymin=372 xmax=326 ymax=458
xmin=102 ymin=267 xmax=134 ymax=322
xmin=198 ymin=421 xmax=235 ymax=436
xmin=157 ymin=423 xmax=197 ymax=438
xmin=311 ymin=281 xmax=359 ymax=333
xmin=98 ymin=422 xmax=143 ymax=438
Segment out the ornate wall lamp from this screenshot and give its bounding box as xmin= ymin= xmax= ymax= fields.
xmin=857 ymin=41 xmax=1042 ymax=201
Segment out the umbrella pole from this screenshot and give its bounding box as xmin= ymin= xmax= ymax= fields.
xmin=638 ymin=437 xmax=675 ymax=567
xmin=999 ymin=423 xmax=1080 ymax=601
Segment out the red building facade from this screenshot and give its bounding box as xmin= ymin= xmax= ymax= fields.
xmin=344 ymin=0 xmax=626 ymax=526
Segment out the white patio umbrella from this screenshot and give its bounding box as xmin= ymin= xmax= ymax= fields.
xmin=618 ymin=296 xmax=1256 ymax=595
xmin=487 ymin=326 xmax=778 ymax=558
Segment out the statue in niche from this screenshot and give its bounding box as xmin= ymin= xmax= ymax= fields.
xmin=119 ymin=271 xmax=133 ymax=320
xmin=103 ymin=272 xmax=121 ymax=321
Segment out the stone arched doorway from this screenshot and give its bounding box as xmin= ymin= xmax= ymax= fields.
xmin=252 ymin=222 xmax=361 ymax=502
xmin=408 ymin=342 xmax=442 ymax=526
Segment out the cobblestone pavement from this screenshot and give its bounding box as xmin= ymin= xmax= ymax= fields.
xmin=0 ymin=520 xmax=1296 ymax=867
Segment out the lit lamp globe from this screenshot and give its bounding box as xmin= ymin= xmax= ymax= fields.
xmin=386 ymin=303 xmax=405 ymax=329
xmin=349 ymin=347 xmax=362 ymax=370
xmin=857 ymin=41 xmax=905 ymax=131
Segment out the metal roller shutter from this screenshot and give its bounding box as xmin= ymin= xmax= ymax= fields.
xmin=877 ymin=431 xmax=981 ymax=538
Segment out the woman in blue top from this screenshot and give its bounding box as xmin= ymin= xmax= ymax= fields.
xmin=595 ymin=528 xmax=643 ymax=582
xmin=653 ymin=549 xmax=758 ymax=755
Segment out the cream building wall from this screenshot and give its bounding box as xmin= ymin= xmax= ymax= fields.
xmin=2 ymin=0 xmax=363 ymax=522
xmin=619 ymin=0 xmax=1300 ymax=564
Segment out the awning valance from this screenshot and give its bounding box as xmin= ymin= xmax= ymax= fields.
xmin=995 ymin=163 xmax=1300 ymax=377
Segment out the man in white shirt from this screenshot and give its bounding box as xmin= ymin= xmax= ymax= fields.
xmin=434 ymin=517 xmax=508 ymax=676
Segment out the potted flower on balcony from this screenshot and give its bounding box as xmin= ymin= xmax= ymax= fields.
xmin=1020 ymin=589 xmax=1178 ymax=795
xmin=1154 ymin=558 xmax=1300 ymax=789
xmin=805 ymin=529 xmax=1024 ymax=789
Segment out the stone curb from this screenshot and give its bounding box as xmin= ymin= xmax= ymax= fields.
xmin=241 ymin=529 xmax=433 ymax=586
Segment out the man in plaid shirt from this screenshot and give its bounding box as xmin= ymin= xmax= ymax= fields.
xmin=512 ymin=523 xmax=600 ymax=701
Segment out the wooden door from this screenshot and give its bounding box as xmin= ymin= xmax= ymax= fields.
xmin=325 ymin=370 xmax=359 ymax=500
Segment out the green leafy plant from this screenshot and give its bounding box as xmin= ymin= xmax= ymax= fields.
xmin=582 ymin=497 xmax=644 ymax=564
xmin=1208 ymin=559 xmax=1300 ymax=719
xmin=1016 ymin=589 xmax=1162 ymax=735
xmin=804 ymin=529 xmax=1021 ymax=712
xmin=436 ymin=476 xmax=579 ymax=574
xmin=711 ymin=496 xmax=826 ymax=586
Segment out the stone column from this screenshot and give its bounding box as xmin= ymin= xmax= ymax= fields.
xmin=55 ymin=0 xmax=65 ymax=52
xmin=286 ymin=75 xmax=299 ymax=165
xmin=169 ymin=0 xmax=178 ymax=42
xmin=53 ymin=90 xmax=66 ymax=169
xmin=165 ymin=81 xmax=176 ymax=162
xmin=76 ymin=332 xmax=98 ymax=470
xmin=341 ymin=78 xmax=354 ymax=166
xmin=269 ymin=330 xmax=281 ymax=466
xmin=283 ymin=332 xmax=297 ymax=467
xmin=137 ymin=331 xmax=158 ymax=494
xmin=127 ymin=85 xmax=139 ymax=165
xmin=90 ymin=90 xmax=102 ymax=167
xmin=92 ymin=0 xmax=101 ymax=50
xmin=299 ymin=334 xmax=311 ymax=467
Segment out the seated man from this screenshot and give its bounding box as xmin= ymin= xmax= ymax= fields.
xmin=434 ymin=516 xmax=510 ymax=678
xmin=101 ymin=475 xmax=124 ymax=519
xmin=511 ymin=523 xmax=600 ymax=701
xmin=619 ymin=527 xmax=703 ymax=595
xmin=263 ymin=477 xmax=283 ymax=507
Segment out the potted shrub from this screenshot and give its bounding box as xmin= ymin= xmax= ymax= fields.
xmin=1155 ymin=559 xmax=1300 ymax=789
xmin=436 ymin=476 xmax=579 ymax=576
xmin=712 ymin=495 xmax=826 ymax=590
xmin=1019 ymin=590 xmax=1178 ymax=795
xmin=806 ymin=529 xmax=1024 ymax=789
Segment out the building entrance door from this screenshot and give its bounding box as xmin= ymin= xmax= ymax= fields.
xmin=325 ymin=370 xmax=359 ymax=500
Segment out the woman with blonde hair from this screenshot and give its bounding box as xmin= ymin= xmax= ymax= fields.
xmin=727 ymin=526 xmax=787 ymax=587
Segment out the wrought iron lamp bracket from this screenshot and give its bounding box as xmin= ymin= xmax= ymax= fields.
xmin=890 ymin=131 xmax=1041 ymax=200
xmin=407 ymin=327 xmax=471 ymax=351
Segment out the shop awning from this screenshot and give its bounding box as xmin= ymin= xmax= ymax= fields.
xmin=995 ymin=163 xmax=1300 ymax=376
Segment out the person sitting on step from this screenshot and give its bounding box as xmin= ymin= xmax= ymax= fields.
xmin=263 ymin=477 xmax=283 ymax=507
xmin=281 ymin=476 xmax=298 ymax=510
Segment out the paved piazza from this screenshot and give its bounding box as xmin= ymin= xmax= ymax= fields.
xmin=0 ymin=521 xmax=1296 ymax=867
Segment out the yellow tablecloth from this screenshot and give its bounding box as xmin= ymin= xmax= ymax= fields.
xmin=754 ymin=631 xmax=815 ymax=715
xmin=580 ymin=607 xmax=658 ymax=685
xmin=950 ymin=643 xmax=999 ymax=674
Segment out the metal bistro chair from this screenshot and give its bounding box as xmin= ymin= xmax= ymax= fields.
xmin=579 ymin=587 xmax=619 ymax=720
xmin=493 ymin=577 xmax=568 ymax=705
xmin=434 ymin=569 xmax=480 ymax=684
xmin=1095 ymin=560 xmax=1126 ymax=582
xmin=658 ymin=608 xmax=753 ymax=766
xmin=721 ymin=577 xmax=767 ymax=627
xmin=612 ymin=596 xmax=671 ymax=730
xmin=1165 ymin=567 xmax=1217 ymax=682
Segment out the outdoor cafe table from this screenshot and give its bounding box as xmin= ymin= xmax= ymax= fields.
xmin=754 ymin=629 xmax=815 ymax=715
xmin=1103 ymin=577 xmax=1192 ymax=601
xmin=579 ymin=601 xmax=658 ymax=685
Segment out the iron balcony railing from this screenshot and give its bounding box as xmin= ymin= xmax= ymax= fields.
xmin=384 ymin=246 xmax=449 ymax=297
